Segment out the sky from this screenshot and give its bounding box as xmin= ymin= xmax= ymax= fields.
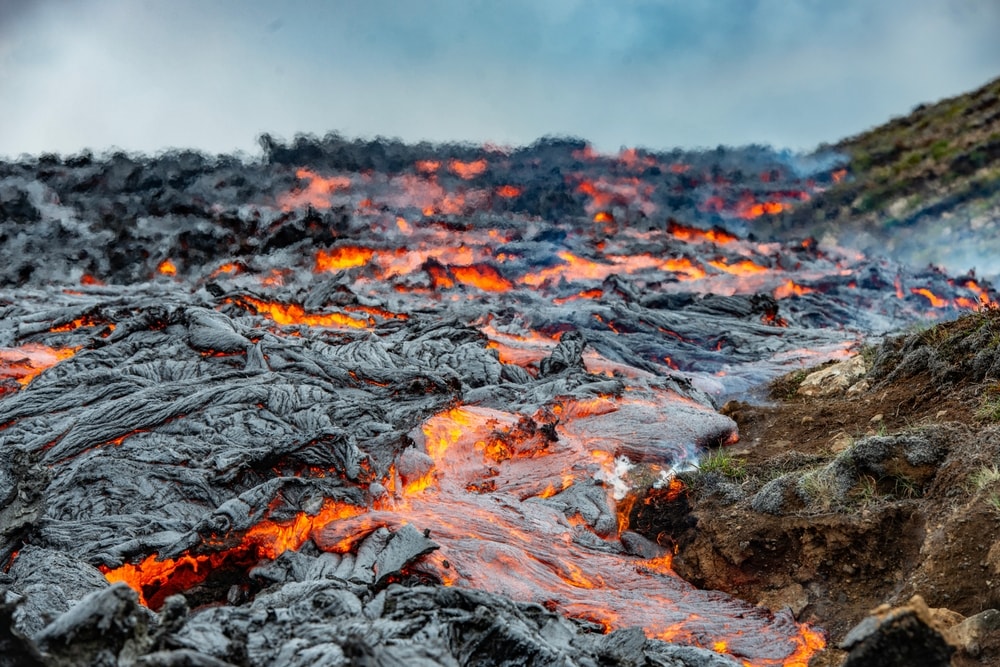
xmin=1 ymin=0 xmax=1000 ymax=158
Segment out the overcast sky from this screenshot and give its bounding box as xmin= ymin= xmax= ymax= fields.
xmin=2 ymin=0 xmax=1000 ymax=158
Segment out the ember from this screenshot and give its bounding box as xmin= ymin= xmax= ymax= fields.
xmin=0 ymin=134 xmax=994 ymax=667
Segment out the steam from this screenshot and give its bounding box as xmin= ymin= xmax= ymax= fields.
xmin=595 ymin=455 xmax=635 ymax=500
xmin=778 ymin=149 xmax=851 ymax=178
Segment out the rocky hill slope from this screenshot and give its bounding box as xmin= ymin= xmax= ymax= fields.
xmin=773 ymin=75 xmax=1000 ymax=278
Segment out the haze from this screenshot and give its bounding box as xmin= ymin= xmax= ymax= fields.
xmin=2 ymin=0 xmax=1000 ymax=157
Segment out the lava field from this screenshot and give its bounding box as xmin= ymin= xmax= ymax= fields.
xmin=0 ymin=135 xmax=994 ymax=667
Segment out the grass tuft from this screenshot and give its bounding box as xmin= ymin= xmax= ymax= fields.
xmin=988 ymin=493 xmax=1000 ymax=514
xmin=970 ymin=464 xmax=1000 ymax=491
xmin=855 ymin=474 xmax=881 ymax=506
xmin=798 ymin=469 xmax=839 ymax=512
xmin=696 ymin=450 xmax=747 ymax=481
xmin=976 ymin=387 xmax=1000 ymax=423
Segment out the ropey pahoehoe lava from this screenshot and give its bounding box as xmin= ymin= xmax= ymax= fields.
xmin=0 ymin=136 xmax=994 ymax=666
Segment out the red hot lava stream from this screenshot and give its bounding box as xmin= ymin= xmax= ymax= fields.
xmin=104 ymin=390 xmax=824 ymax=665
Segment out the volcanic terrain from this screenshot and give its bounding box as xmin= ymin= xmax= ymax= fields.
xmin=0 ymin=80 xmax=999 ymax=667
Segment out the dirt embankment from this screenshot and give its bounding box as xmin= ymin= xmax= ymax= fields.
xmin=635 ymin=308 xmax=1000 ymax=665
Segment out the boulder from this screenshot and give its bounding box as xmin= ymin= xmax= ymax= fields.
xmin=797 ymin=355 xmax=867 ymax=397
xmin=840 ymin=595 xmax=954 ymax=667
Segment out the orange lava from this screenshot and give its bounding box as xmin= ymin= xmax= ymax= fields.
xmin=426 ymin=262 xmax=456 ymax=289
xmin=279 ymin=168 xmax=351 ymax=209
xmin=780 ymin=625 xmax=828 ymax=667
xmin=480 ymin=325 xmax=558 ymax=368
xmin=451 ymin=264 xmax=513 ymax=292
xmin=157 ymin=259 xmax=177 ymax=276
xmin=496 ymin=185 xmax=522 ymax=198
xmin=958 ymin=279 xmax=996 ymax=308
xmin=910 ymin=287 xmax=948 ymax=308
xmin=415 ymin=160 xmax=441 ymax=174
xmin=260 ymin=269 xmax=288 ymax=288
xmin=315 ymin=246 xmax=375 ymax=273
xmin=232 ymin=296 xmax=373 ymax=329
xmin=661 ymin=257 xmax=708 ymax=280
xmin=708 ymin=258 xmax=770 ymax=275
xmin=102 ymin=499 xmax=364 ymax=608
xmin=49 ymin=315 xmax=113 ymax=334
xmin=208 ymin=263 xmax=242 ymax=279
xmin=739 ymin=201 xmax=786 ymax=219
xmin=97 ymin=392 xmax=824 ymax=665
xmin=343 ymin=305 xmax=409 ymax=321
xmin=666 ymin=220 xmax=736 ymax=245
xmin=774 ymin=280 xmax=814 ymax=299
xmin=449 ymin=159 xmax=488 ymax=180
xmin=575 ymin=176 xmax=653 ymax=215
xmin=553 ymin=288 xmax=604 ymax=305
xmin=618 ymin=147 xmax=658 ymax=170
xmin=393 ymin=401 xmax=823 ymax=665
xmin=0 ymin=343 xmax=78 ymax=388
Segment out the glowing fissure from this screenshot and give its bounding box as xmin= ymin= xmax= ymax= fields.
xmin=101 ymin=499 xmax=365 ymax=609
xmin=229 ymin=295 xmax=374 ymax=329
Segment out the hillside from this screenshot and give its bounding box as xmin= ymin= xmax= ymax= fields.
xmin=775 ymin=75 xmax=1000 ymax=277
xmin=641 ymin=306 xmax=1000 ymax=665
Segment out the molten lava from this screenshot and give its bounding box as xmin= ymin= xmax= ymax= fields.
xmin=495 ymin=185 xmax=522 ymax=198
xmin=102 ymin=499 xmax=364 ymax=608
xmin=279 ymin=168 xmax=351 ymax=209
xmin=774 ymin=280 xmax=814 ymax=299
xmin=315 ymin=246 xmax=375 ymax=273
xmin=99 ymin=390 xmax=824 ymax=664
xmin=17 ymin=140 xmax=995 ymax=667
xmin=666 ymin=219 xmax=737 ymax=245
xmin=450 ymin=264 xmax=513 ymax=292
xmin=415 ymin=160 xmax=440 ymax=174
xmin=157 ymin=259 xmax=177 ymax=276
xmin=230 ymin=296 xmax=373 ymax=329
xmin=708 ymin=258 xmax=770 ymax=275
xmin=911 ymin=287 xmax=948 ymax=308
xmin=0 ymin=343 xmax=78 ymax=390
xmin=448 ymin=159 xmax=488 ymax=180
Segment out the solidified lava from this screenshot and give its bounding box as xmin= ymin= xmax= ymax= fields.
xmin=0 ymin=135 xmax=994 ymax=666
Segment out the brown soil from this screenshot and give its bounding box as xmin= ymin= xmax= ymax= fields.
xmin=635 ymin=310 xmax=1000 ymax=665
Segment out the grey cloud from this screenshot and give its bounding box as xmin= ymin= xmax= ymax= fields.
xmin=0 ymin=0 xmax=999 ymax=157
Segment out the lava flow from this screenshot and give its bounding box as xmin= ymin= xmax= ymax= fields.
xmin=102 ymin=390 xmax=822 ymax=665
xmin=1 ymin=135 xmax=996 ymax=666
